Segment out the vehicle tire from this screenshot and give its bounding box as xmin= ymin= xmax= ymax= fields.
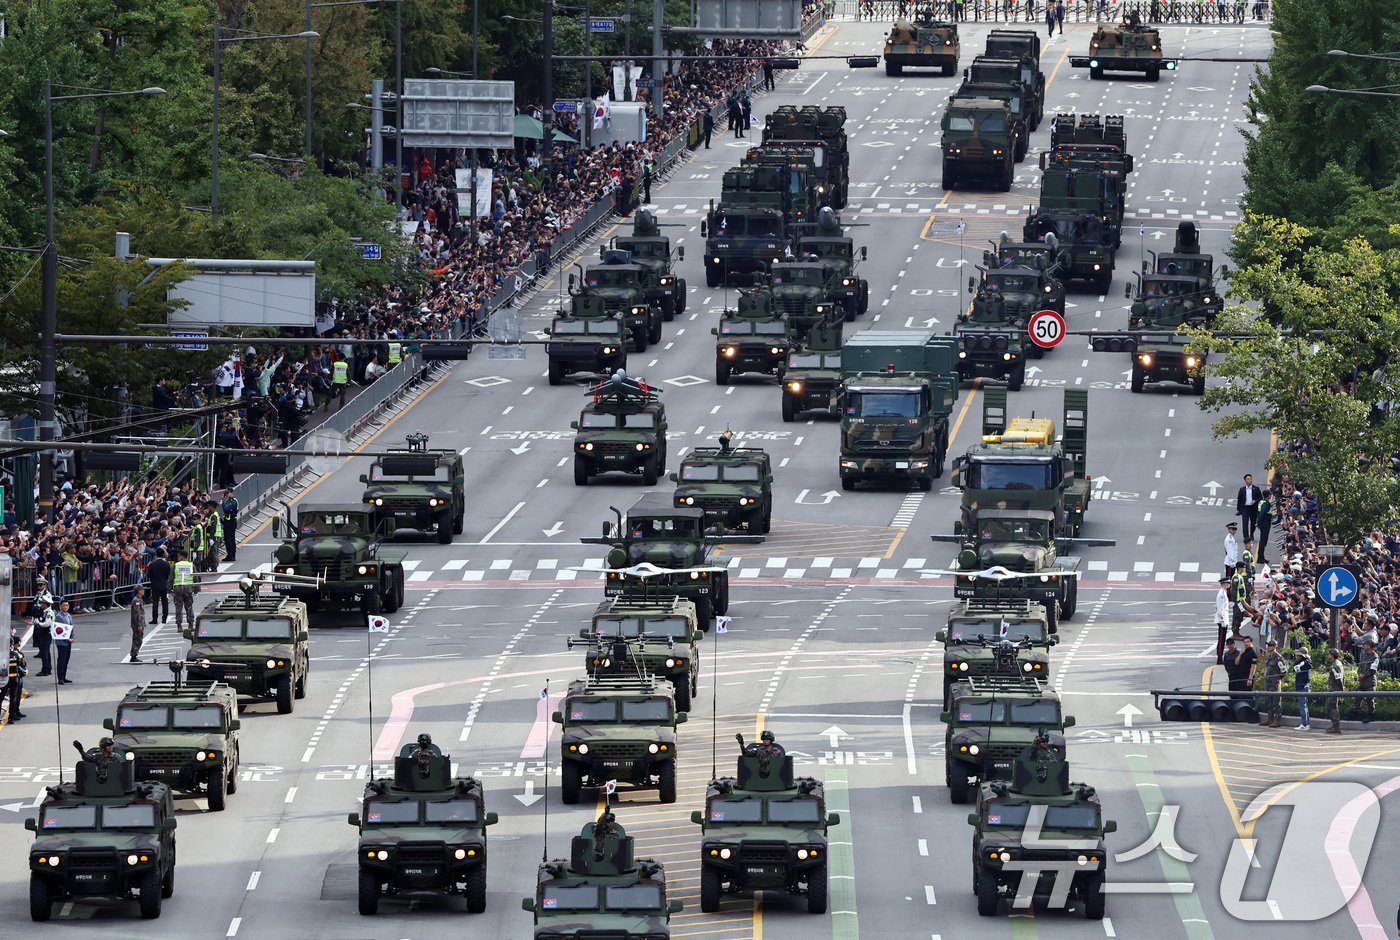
xmin=1147 ymin=65 xmax=1160 ymax=82
xmin=917 ymin=476 xmax=933 ymax=492
xmin=1045 ymin=599 xmax=1059 ymax=636
xmin=642 ymin=455 xmax=659 ymax=487
xmin=760 ymin=503 xmax=772 ymax=535
xmin=1192 ymin=374 xmax=1206 ymax=395
xmin=948 ymin=760 xmax=972 ymax=804
xmin=694 ymin=597 xmax=714 ymax=631
xmin=632 ymin=328 xmax=647 ymax=354
xmin=706 ymin=266 xmax=720 ymax=288
xmin=843 ymin=298 xmax=856 ymax=322
xmin=574 ymin=457 xmax=591 ymax=486
xmin=1130 ymin=363 xmax=1145 ymax=393
xmin=161 ymin=847 xmax=176 ymax=898
xmin=675 ymin=679 xmax=692 ymax=713
xmin=976 ymin=867 xmax=999 ymax=916
xmin=437 ymin=511 xmax=453 ymax=545
xmin=886 ymin=61 xmax=902 ymax=76
xmin=941 ymin=165 xmax=956 ymax=191
xmin=208 ymin=766 xmax=228 ymax=811
xmin=660 ymin=296 xmax=676 ymax=322
xmin=807 ymin=864 xmax=829 ymax=914
xmin=658 ymin=761 xmax=678 ymax=804
xmin=453 ymin=509 xmax=465 ymax=534
xmin=860 ymin=281 xmax=870 ymax=314
xmin=1008 ymin=362 xmax=1026 ymax=391
xmin=295 ymin=663 xmax=308 ymax=699
xmin=1083 ymin=872 xmax=1106 ymax=919
xmin=138 ymin=867 xmax=163 ymax=919
xmin=649 ymin=314 xmax=663 ymax=345
xmin=1061 ymin=581 xmax=1079 ymax=621
xmin=713 ymin=573 xmax=730 ymax=615
xmin=841 ymin=476 xmax=856 ymax=491
xmin=358 ymin=870 xmax=380 ymax=915
xmin=561 ymin=761 xmax=583 ymax=805
xmin=781 ymin=392 xmax=796 ymax=423
xmin=700 ymin=866 xmax=722 ymax=912
xmin=29 ymin=874 xmax=52 ymax=922
xmin=276 ymin=672 xmax=294 ymax=715
xmin=1095 ymin=269 xmax=1113 ymax=294
xmin=999 ymin=165 xmax=1012 ymax=193
xmin=465 ymin=865 xmax=487 ymax=914
xmin=716 ymin=360 xmax=731 ymax=386
xmin=1028 ymin=342 xmax=1044 ymax=360
xmin=394 ymin=572 xmax=406 ymax=613
xmin=943 ymin=62 xmax=956 ymax=77
xmin=227 ymin=757 xmax=240 ymax=791
xmin=1090 ymin=65 xmax=1103 ymax=80
xmin=547 ymin=358 xmax=564 ymax=386
xmin=677 ymin=280 xmax=688 ymax=313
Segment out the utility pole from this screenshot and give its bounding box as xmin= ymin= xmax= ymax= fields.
xmin=651 ymin=0 xmax=663 ymax=119
xmin=542 ymin=0 xmax=555 ymax=157
xmin=583 ymin=0 xmax=592 ymax=148
xmin=624 ymin=0 xmax=633 ymax=101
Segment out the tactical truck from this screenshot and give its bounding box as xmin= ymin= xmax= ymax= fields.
xmin=1023 ymin=165 xmax=1123 ymax=291
xmin=554 ymin=674 xmax=686 ymax=804
xmin=794 ymin=206 xmax=869 ymax=318
xmin=1123 ymin=273 xmax=1215 ymax=394
xmin=692 ymin=739 xmax=841 ymax=913
xmin=968 ymin=55 xmax=1044 ymax=131
xmin=184 ymin=589 xmax=311 ymax=713
xmin=571 ymin=253 xmax=664 ymax=350
xmin=1150 ymin=219 xmax=1225 ymax=317
xmin=669 ymin=431 xmax=774 ymax=535
xmin=546 ymin=314 xmax=629 ymax=386
xmin=348 ymin=734 xmax=498 ymax=914
xmin=1049 ymin=112 xmax=1127 ymax=152
xmin=941 ymin=97 xmax=1018 ymax=192
xmin=271 ymin=504 xmax=406 ymax=615
xmin=937 ymin=600 xmax=1055 ymax=701
xmin=782 ymin=323 xmax=845 ymax=422
xmin=761 ymin=105 xmax=851 ymax=208
xmin=952 ymin=80 xmax=1030 ymax=162
xmin=360 ymin=432 xmax=465 ymax=544
xmin=609 ymin=209 xmax=687 ymax=320
xmin=701 ymin=204 xmax=789 ymax=287
xmin=958 ymin=257 xmax=1066 ymax=388
xmin=1071 ymin=18 xmax=1176 ymax=81
xmin=570 ymin=371 xmax=668 ymax=486
xmin=768 ymin=260 xmax=846 ymax=341
xmin=582 ymin=596 xmax=705 ymax=711
xmin=27 ymin=742 xmax=178 ymax=921
xmin=936 ymin=510 xmax=1081 ymax=632
xmin=982 ymin=30 xmax=1047 ymax=128
xmin=883 ymin=17 xmax=960 ymax=76
xmin=712 ymin=288 xmax=792 ymax=385
xmin=943 ymin=676 xmax=1072 ymax=804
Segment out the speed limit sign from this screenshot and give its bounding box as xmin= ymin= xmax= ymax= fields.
xmin=1029 ymin=309 xmax=1066 ymax=349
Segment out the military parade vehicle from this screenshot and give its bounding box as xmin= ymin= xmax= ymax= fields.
xmin=794 ymin=206 xmax=869 ymax=318
xmin=608 ymin=209 xmax=687 ymax=320
xmin=950 ymin=388 xmax=1093 ymax=537
xmin=1023 ymin=165 xmax=1123 ymax=291
xmin=1071 ymin=15 xmax=1176 ymax=81
xmin=838 ymin=330 xmax=960 ymax=490
xmin=570 ymin=371 xmax=668 ymax=486
xmin=553 ymin=674 xmax=686 ymax=804
xmin=1050 ymin=111 xmax=1126 ymax=152
xmin=986 ymin=230 xmax=1071 ymax=275
xmin=545 ymin=313 xmax=629 ymax=386
xmin=27 ymin=741 xmax=178 ymax=921
xmin=1123 ymin=272 xmax=1214 ymax=394
xmin=570 ymin=253 xmax=664 ymax=350
xmin=982 ymin=30 xmax=1046 ymax=127
xmin=767 ymin=258 xmax=846 ymax=342
xmin=701 ymin=203 xmax=789 ymax=287
xmin=951 ymin=80 xmax=1031 ymax=162
xmin=581 ymin=595 xmax=705 ymax=710
xmin=103 ymin=661 xmax=241 ymax=811
xmin=1151 ymin=219 xmax=1226 ymax=317
xmin=761 ymin=105 xmax=851 ymax=208
xmin=933 ymin=511 xmax=1081 ymax=632
xmin=968 ymin=735 xmax=1114 ymax=918
xmin=882 ymin=15 xmax=959 ymax=76
xmin=712 ymin=287 xmax=792 ymax=385
xmin=714 ymin=147 xmax=823 ymax=231
xmin=348 ymin=733 xmax=498 ymax=915
xmin=968 ymin=55 xmax=1044 ymax=131
xmin=782 ymin=322 xmax=844 ymax=422
xmin=957 ymin=253 xmax=1066 ymax=388
xmin=941 ymin=96 xmax=1018 ymax=192
xmin=185 ymin=583 xmax=312 ymax=713
xmin=943 ymin=676 xmax=1072 ymax=804
xmin=669 ymin=431 xmax=774 ymax=535
xmin=522 ymin=810 xmax=682 ymax=937
xmin=271 ymin=504 xmax=406 ymax=615
xmin=937 ymin=600 xmax=1055 ymax=701
xmin=1039 ymin=114 xmax=1134 ymax=224
xmin=360 ymin=432 xmax=465 ymax=544
xmin=693 ymin=735 xmax=841 ymax=914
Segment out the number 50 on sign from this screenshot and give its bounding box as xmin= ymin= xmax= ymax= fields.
xmin=1029 ymin=309 xmax=1066 ymax=349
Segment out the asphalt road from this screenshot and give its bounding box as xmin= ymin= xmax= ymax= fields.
xmin=6 ymin=16 xmax=1398 ymax=940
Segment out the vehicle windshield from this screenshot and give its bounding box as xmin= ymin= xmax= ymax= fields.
xmin=102 ymin=804 xmax=156 ymax=828
xmin=1008 ymin=701 xmax=1062 ymax=725
xmin=767 ymin=799 xmax=822 ymax=823
xmin=948 ymin=619 xmax=1046 ymax=642
xmin=719 ymin=320 xmax=786 ymax=336
xmin=748 ymin=217 xmax=783 ymax=238
xmin=40 ymin=805 xmax=97 ymax=830
xmin=1045 ymin=804 xmax=1101 ymax=829
xmin=297 ymin=513 xmax=364 ymax=536
xmin=711 ymin=213 xmax=782 ymax=239
xmin=364 ymin=800 xmax=421 ymax=825
xmin=196 ymin=617 xmax=293 ymax=640
xmin=772 ymin=267 xmax=825 ymax=286
xmin=617 ymin=240 xmax=664 ymax=259
xmin=566 ymin=699 xmax=620 ymax=723
xmin=801 ymin=241 xmax=851 ymax=260
xmin=624 ymin=517 xmax=697 ymax=539
xmin=585 ymin=269 xmax=638 ymax=288
xmin=984 ymin=803 xmax=1033 ymax=827
xmin=605 ymin=883 xmax=664 ymax=911
xmin=172 ymin=705 xmax=225 ymax=730
xmin=370 ymin=458 xmax=452 ymax=482
xmin=968 ymin=460 xmax=1054 ymax=490
xmin=978 ymin=518 xmax=1049 ymax=542
xmin=553 ymin=319 xmax=620 ymax=336
xmin=578 ymin=412 xmax=656 ymax=429
xmin=594 ymin=616 xmax=691 ymax=639
xmin=987 ymin=274 xmax=1036 ymax=293
xmin=681 ymin=463 xmax=762 ymax=482
xmin=980 ymin=114 xmax=1008 ymax=133
xmin=946 ymin=114 xmax=975 ymax=132
xmin=681 ymin=464 xmax=720 ymax=481
xmin=845 ymin=391 xmax=923 ymax=419
xmin=424 ymin=799 xmax=479 ymax=823
xmin=708 ymin=799 xmax=763 ymax=823
xmin=955 ymin=700 xmax=1001 ymax=722
xmin=788 ymin=352 xmax=842 ymax=369
xmin=117 ymin=705 xmax=168 ymax=730
xmin=541 ymin=884 xmax=600 ymax=911
xmin=621 ymin=698 xmax=673 ymax=722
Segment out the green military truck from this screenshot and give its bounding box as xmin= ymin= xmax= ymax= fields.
xmin=1072 ymin=17 xmax=1176 ymax=81
xmin=937 ymin=600 xmax=1055 ymax=701
xmin=1039 ymin=114 xmax=1133 ymax=224
xmin=1023 ymin=165 xmax=1123 ymax=291
xmin=1151 ymin=219 xmax=1225 ymax=317
xmin=983 ymin=30 xmax=1046 ymax=127
xmin=271 ymin=504 xmax=406 ymax=615
xmin=701 ymin=203 xmax=789 ymax=288
xmin=782 ymin=322 xmax=844 ymax=422
xmin=693 ymin=740 xmax=841 ymax=914
xmin=795 ymin=206 xmax=869 ymax=319
xmin=952 ymin=80 xmax=1030 ymax=162
xmin=941 ymin=97 xmax=1018 ymax=192
xmin=360 ymin=432 xmax=464 ymax=544
xmin=570 ymin=371 xmax=668 ymax=486
xmin=761 ymin=105 xmax=851 ymax=209
xmin=523 ymin=811 xmax=682 ymax=937
xmin=348 ymin=734 xmax=498 ymax=914
xmin=712 ymin=288 xmax=792 ymax=385
xmin=184 ymin=588 xmax=311 ymax=713
xmin=943 ymin=676 xmax=1072 ymax=804
xmin=27 ymin=743 xmax=178 ymax=921
xmin=968 ymin=736 xmax=1115 ymax=918
xmin=839 ymin=330 xmax=960 ymax=491
xmin=739 ymin=145 xmax=824 ymax=225
xmin=570 ymin=252 xmax=664 ymax=350
xmin=883 ymin=17 xmax=959 ymax=76
xmin=554 ymin=675 xmax=686 ymax=804
xmin=968 ymin=54 xmax=1044 ymax=131
xmin=1122 ymin=271 xmax=1215 ymax=394
xmin=104 ymin=668 xmax=241 ymax=811
xmin=670 ymin=431 xmax=774 ymax=535
xmin=1050 ymin=111 xmax=1126 ymax=152
xmin=546 ymin=313 xmax=629 ymax=385
xmin=958 ymin=257 xmax=1065 ymax=388
xmin=935 ymin=511 xmax=1082 ymax=633
xmin=581 ymin=595 xmax=704 ymax=711
xmin=609 ymin=209 xmax=687 ymax=320
xmin=768 ymin=260 xmax=846 ymax=341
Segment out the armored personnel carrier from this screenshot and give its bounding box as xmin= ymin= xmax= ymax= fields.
xmin=761 ymin=105 xmax=851 ymax=208
xmin=348 ymin=733 xmax=498 ymax=914
xmin=943 ymin=676 xmax=1072 ymax=804
xmin=271 ymin=504 xmax=406 ymax=615
xmin=782 ymin=322 xmax=844 ymax=422
xmin=554 ymin=674 xmax=685 ymax=804
xmin=570 ymin=253 xmax=664 ymax=350
xmin=522 ymin=810 xmax=682 ymax=937
xmin=692 ymin=737 xmax=841 ymax=913
xmin=670 ymin=431 xmax=774 ymax=535
xmin=546 ymin=313 xmax=629 ymax=385
xmin=360 ymin=432 xmax=465 ymax=544
xmin=26 ymin=741 xmax=178 ymax=921
xmin=570 ymin=371 xmax=668 ymax=486
xmin=609 ymin=209 xmax=687 ymax=320
xmin=185 ymin=586 xmax=311 ymax=713
xmin=937 ymin=600 xmax=1055 ymax=701
xmin=794 ymin=207 xmax=869 ymax=319
xmin=883 ymin=16 xmax=959 ymax=76
xmin=968 ymin=735 xmax=1115 ymax=918
xmin=1072 ymin=16 xmax=1176 ymax=81
xmin=582 ymin=595 xmax=705 ymax=710
xmin=712 ymin=287 xmax=792 ymax=385
xmin=941 ymin=97 xmax=1017 ymax=192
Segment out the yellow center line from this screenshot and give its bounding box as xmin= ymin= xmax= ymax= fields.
xmin=948 ymin=380 xmax=980 ymax=447
xmin=1043 ymin=46 xmax=1072 ymax=94
xmin=918 ymin=189 xmax=956 ymax=240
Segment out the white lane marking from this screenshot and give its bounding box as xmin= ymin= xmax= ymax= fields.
xmin=918 ymin=839 xmax=929 ymax=856
xmin=481 ymin=501 xmax=526 ymax=544
xmin=266 ymin=828 xmax=280 ymax=844
xmin=227 ymin=918 xmax=241 ymax=937
xmin=246 ymin=871 xmax=261 ymax=891
xmin=912 ymin=795 xmax=923 ymax=813
xmin=284 ymin=787 xmax=297 ymax=804
xmin=925 ymin=885 xmax=937 ymax=904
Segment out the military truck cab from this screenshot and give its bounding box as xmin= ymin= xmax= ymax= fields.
xmin=27 ymin=744 xmax=178 ymax=921
xmin=546 ymin=313 xmax=628 ymax=385
xmin=953 ymin=81 xmax=1030 ymax=162
xmin=942 ymin=676 xmax=1071 ymax=804
xmin=360 ymin=433 xmax=465 ymax=544
xmin=610 ymin=209 xmax=687 ymax=321
xmin=573 ymin=255 xmax=664 ymax=350
xmin=968 ymin=54 xmax=1044 ymax=130
xmin=185 ymin=591 xmax=311 ymax=713
xmin=959 ymin=263 xmax=1064 ymax=388
xmin=761 ymin=105 xmax=851 ymax=208
xmin=782 ymin=337 xmax=844 ymax=423
xmin=670 ymin=432 xmax=774 ymax=535
xmin=571 ymin=371 xmax=668 ymax=485
xmin=272 ymin=505 xmax=406 ymax=616
xmin=941 ymin=97 xmax=1017 ymax=192
xmin=981 ymin=30 xmax=1047 ymax=127
xmin=701 ymin=205 xmax=789 ymax=288
xmin=883 ymin=17 xmax=959 ymax=76
xmin=1023 ymin=169 xmax=1121 ymax=291
xmin=768 ymin=261 xmax=844 ymax=343
xmin=937 ymin=599 xmax=1055 ymax=701
xmin=553 ymin=675 xmax=686 ymax=804
xmin=945 ymin=509 xmax=1080 ymax=630
xmin=584 ymin=596 xmax=704 ymax=710
xmin=794 ymin=206 xmax=868 ymax=319
xmin=713 ymin=288 xmax=792 ymax=385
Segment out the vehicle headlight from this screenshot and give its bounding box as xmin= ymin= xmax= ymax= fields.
xmin=842 ymin=278 xmax=855 ymax=287
xmin=602 ymin=346 xmax=616 ymax=354
xmin=1092 ymin=263 xmax=1102 ymax=271
xmin=583 ymin=442 xmax=594 ymax=451
xmin=196 ymin=751 xmax=208 ymax=762
xmin=377 ymin=850 xmax=389 ymax=861
xmin=999 ymin=851 xmax=1011 ymax=862
xmin=455 ymin=848 xmax=468 ymax=860
xmin=958 ymin=662 xmax=969 ymax=671
xmin=1186 ymin=355 xmax=1200 ymax=368
xmin=665 ymin=658 xmax=677 ymax=668
xmin=993 ymin=148 xmax=1003 ymax=155
xmin=1138 ymin=353 xmax=1153 ymax=366
xmin=798 ymin=848 xmax=810 ymax=860
xmin=969 ymin=744 xmax=980 ymax=756
xmin=690 ymin=571 xmax=701 ymax=580
xmin=1003 ymin=352 xmax=1013 ymax=361
xmin=713 ymin=256 xmax=722 ymax=264
xmin=1039 ymin=575 xmax=1050 ymax=583
xmin=959 ymin=350 xmax=967 ymax=359
xmin=47 ymin=855 xmax=61 ymax=867
xmin=635 ymin=443 xmax=645 ymax=451
xmin=771 ymin=347 xmax=784 ymax=355
xmin=683 ymin=496 xmax=695 ymax=506
xmin=1078 ymin=854 xmax=1089 ymax=866
xmin=660 ymin=276 xmax=674 ymax=285
xmin=126 ymin=751 xmax=136 ymax=761
xmin=357 ymin=565 xmax=368 ymax=575
xmin=578 ymin=743 xmax=589 ymax=755
xmin=649 ymin=743 xmax=660 ymax=754
xmin=720 ymin=848 xmax=732 ymax=859
xmin=428 ymin=498 xmax=439 ymax=507
xmin=787 ymin=381 xmax=803 ymax=392
xmin=738 ymin=497 xmax=750 ymax=506
xmin=723 ymin=346 xmax=737 ymax=358
xmin=266 ymin=659 xmax=278 ymax=668
xmin=372 ymin=497 xmax=384 ymax=506
xmin=127 ymin=854 xmax=139 ymax=866
xmin=1022 ymin=662 xmax=1033 ymax=673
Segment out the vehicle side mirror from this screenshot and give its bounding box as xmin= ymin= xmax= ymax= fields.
xmin=347 ymin=812 xmax=361 ymax=827
xmin=298 ymin=631 xmax=309 ymax=642
xmin=700 ymin=221 xmax=708 ymax=237
xmin=826 ymin=812 xmax=841 ymax=826
xmin=602 ymin=521 xmax=611 ymax=537
xmin=939 ymin=711 xmax=950 ymax=722
xmin=358 ymin=474 xmax=368 ymax=483
xmin=1063 ymin=715 xmax=1077 ymax=728
xmin=162 ymin=818 xmax=177 ymax=831
xmin=102 ymin=718 xmax=114 ymax=730
xmin=181 ymin=629 xmax=194 ymax=641
xmin=967 ymin=813 xmax=981 ymax=826
xmin=935 ymin=630 xmax=948 ymax=643
xmin=668 ymin=472 xmax=679 ymax=482
xmin=272 ymin=518 xmax=281 ymax=538
xmin=579 ymin=628 xmax=591 ymax=638
xmin=1039 ymin=151 xmax=1050 ymax=171
xmin=669 ymin=900 xmax=684 ymax=914
xmin=675 ymin=712 xmax=688 ymax=724
xmin=25 ymin=818 xmax=37 ymax=831
xmin=570 ymin=421 xmax=580 ymax=430
xmin=691 ymin=810 xmax=704 ymax=825
xmin=968 ymin=277 xmax=976 ymax=294
xmin=861 ymin=246 xmax=868 ymax=260
xmin=551 ymin=710 xmax=563 ymax=724
xmin=678 ymin=246 xmax=686 ymax=260
xmin=1103 ymin=820 xmax=1118 ymax=833
xmin=1048 ymin=637 xmax=1058 ymax=648
xmin=1220 ymin=265 xmax=1230 ymax=277
xmin=764 ymin=475 xmax=774 ymax=484
xmin=950 ymin=465 xmax=962 ymax=488
xmin=710 ymin=328 xmax=718 ymax=336
xmin=1124 ymin=284 xmax=1132 ymax=298
xmin=568 ymin=274 xmax=576 ymax=289
xmin=522 ymin=898 xmax=536 ymax=913
xmin=230 ymin=719 xmax=241 ymax=731
xmin=485 ymin=812 xmax=499 ymax=826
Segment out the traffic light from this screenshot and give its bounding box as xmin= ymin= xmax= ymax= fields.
xmin=85 ymin=453 xmax=141 ymax=471
xmin=769 ymin=57 xmax=800 ymax=70
xmin=1157 ymin=694 xmax=1258 ymax=723
xmin=231 ymin=454 xmax=289 ymax=475
xmin=421 ymin=344 xmax=474 ymax=361
xmin=847 ymin=56 xmax=879 ymax=69
xmin=1089 ymin=335 xmax=1138 ymax=353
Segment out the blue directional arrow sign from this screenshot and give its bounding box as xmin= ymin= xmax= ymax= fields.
xmin=1317 ymin=564 xmax=1361 ymax=609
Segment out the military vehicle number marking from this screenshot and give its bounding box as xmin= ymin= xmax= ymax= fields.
xmin=1029 ymin=310 xmax=1066 ymax=349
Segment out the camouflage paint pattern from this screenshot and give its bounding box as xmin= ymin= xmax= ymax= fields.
xmin=672 ymin=446 xmax=772 ymax=532
xmin=942 ymin=98 xmax=1018 ymax=183
xmin=883 ymin=18 xmax=959 ymax=72
xmin=271 ymin=507 xmax=407 ymax=610
xmin=1078 ymin=22 xmax=1170 ymax=73
xmin=362 ymin=449 xmax=464 ymax=534
xmin=548 ymin=316 xmax=628 ymax=376
xmin=558 ymin=683 xmax=681 ymax=787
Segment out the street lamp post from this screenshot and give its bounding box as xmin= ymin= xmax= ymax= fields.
xmin=39 ymin=81 xmax=164 ymax=520
xmin=1305 ymin=83 xmax=1400 ymax=98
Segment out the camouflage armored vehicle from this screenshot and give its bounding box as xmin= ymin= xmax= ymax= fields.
xmin=103 ymin=663 xmax=241 ymax=811
xmin=570 ymin=253 xmax=664 ymax=350
xmin=609 ymin=209 xmax=687 ymax=320
xmin=935 ymin=510 xmax=1081 ymax=632
xmin=1071 ymin=16 xmax=1176 ymax=81
xmin=957 ymin=257 xmax=1066 ymax=388
xmin=795 ymin=206 xmax=869 ymax=318
xmin=184 ymin=587 xmax=311 ymax=713
xmin=523 ymin=810 xmax=683 ymax=937
xmin=782 ymin=322 xmax=844 ymax=422
xmin=26 ymin=741 xmax=178 ymax=921
xmin=943 ymin=676 xmax=1072 ymax=804
xmin=553 ymin=675 xmax=686 ymax=804
xmin=271 ymin=504 xmax=406 ymax=615
xmin=712 ymin=288 xmax=792 ymax=385
xmin=1023 ymin=166 xmax=1123 ymax=291
xmin=669 ymin=431 xmax=774 ymax=535
xmin=952 ymin=80 xmax=1030 ymax=161
xmin=768 ymin=260 xmax=845 ymax=340
xmin=546 ymin=313 xmax=628 ymax=386
xmin=692 ymin=737 xmax=841 ymax=914
xmin=761 ymin=105 xmax=851 ymax=208
xmin=348 ymin=733 xmax=498 ymax=915
xmin=941 ymin=97 xmax=1017 ymax=192
xmin=937 ymin=600 xmax=1055 ymax=701
xmin=1151 ymin=220 xmax=1225 ymax=318
xmin=360 ymin=432 xmax=464 ymax=544
xmin=982 ymin=30 xmax=1046 ymax=128
xmin=883 ymin=16 xmax=959 ymax=76
xmin=701 ymin=204 xmax=789 ymax=287
xmin=968 ymin=735 xmax=1114 ymax=918
xmin=581 ymin=595 xmax=704 ymax=710
xmin=968 ymin=55 xmax=1044 ymax=131
xmin=1123 ymin=272 xmax=1215 ymax=394
xmin=570 ymin=371 xmax=668 ymax=486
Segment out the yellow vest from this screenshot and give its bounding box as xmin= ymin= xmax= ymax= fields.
xmin=387 ymin=343 xmax=402 ymax=365
xmin=173 ymin=560 xmax=195 ymax=587
xmin=332 ymin=361 xmax=349 ymax=385
xmin=209 ymin=514 xmax=223 ymax=539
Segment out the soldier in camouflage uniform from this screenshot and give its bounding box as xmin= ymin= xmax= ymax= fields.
xmin=129 ymin=585 xmax=146 ymax=662
xmin=1260 ymin=638 xmax=1284 ymax=728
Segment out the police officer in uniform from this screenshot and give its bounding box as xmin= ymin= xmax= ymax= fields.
xmin=204 ymin=501 xmax=223 ymax=572
xmin=331 ymin=354 xmax=349 ymax=409
xmin=33 ymin=593 xmax=56 ymax=676
xmin=220 ymin=489 xmax=240 ymax=563
xmin=1230 ymin=563 xmax=1256 ymax=639
xmin=4 ymin=633 xmax=27 ymax=721
xmin=172 ymin=550 xmax=197 ymax=630
xmin=187 ymin=513 xmax=206 ymax=572
xmin=1326 ymin=648 xmax=1345 ymax=734
xmin=1260 ymin=639 xmax=1284 ymax=728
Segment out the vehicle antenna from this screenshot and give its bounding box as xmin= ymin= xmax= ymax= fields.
xmin=53 ymin=673 xmax=66 ymax=785
xmin=366 ymin=611 xmax=378 ymax=780
xmin=711 ymin=614 xmax=721 ymax=780
xmin=541 ymin=679 xmax=551 ymax=862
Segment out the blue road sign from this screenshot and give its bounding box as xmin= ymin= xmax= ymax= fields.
xmin=553 ymin=100 xmax=578 ymax=113
xmin=1317 ymin=564 xmax=1361 ymax=609
xmin=360 ymin=243 xmax=382 ymax=261
xmin=586 ymin=18 xmax=615 ymax=32
xmin=171 ymin=331 xmax=208 ymax=351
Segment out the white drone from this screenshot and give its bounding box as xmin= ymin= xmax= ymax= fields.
xmin=918 ymin=564 xmax=1082 ymax=581
xmin=568 ymin=561 xmax=730 ymax=579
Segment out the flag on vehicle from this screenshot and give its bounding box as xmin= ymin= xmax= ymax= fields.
xmin=368 ymin=615 xmax=391 ymax=633
xmin=605 ymin=779 xmax=618 ymax=795
xmin=716 ymin=615 xmax=731 ymax=634
xmin=539 ymin=685 xmax=549 ymax=700
xmin=999 ymin=619 xmax=1009 ymax=639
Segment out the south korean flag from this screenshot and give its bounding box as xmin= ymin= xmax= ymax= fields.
xmin=999 ymin=619 xmax=1010 ymax=639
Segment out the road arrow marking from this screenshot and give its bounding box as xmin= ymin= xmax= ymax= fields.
xmin=1117 ymin=704 xmax=1144 ymax=728
xmin=1025 ymin=366 xmax=1043 ymax=377
xmin=513 ymin=780 xmax=543 ymax=807
xmin=1202 ymin=480 xmax=1223 ymax=496
xmin=1171 ymin=152 xmax=1186 ymax=159
xmin=1327 ymin=571 xmax=1353 ymax=604
xmin=821 ymin=726 xmax=853 ymax=748
xmin=0 ymin=791 xmax=43 ymax=812
xmin=796 ymin=489 xmax=841 ymax=505
xmin=510 ymin=442 xmax=531 ymax=456
xmin=1093 ymin=476 xmax=1111 ymax=487
xmin=542 ymin=522 xmax=564 ymax=538
xmin=1152 ymin=230 xmax=1166 ymax=240
xmin=1162 ymin=189 xmax=1175 ymax=196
